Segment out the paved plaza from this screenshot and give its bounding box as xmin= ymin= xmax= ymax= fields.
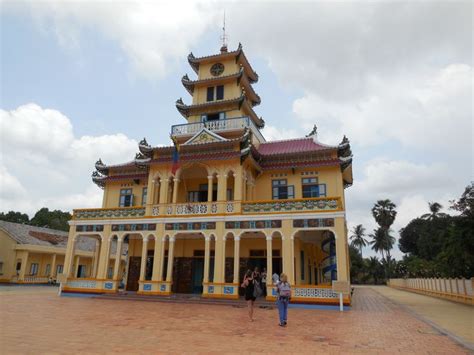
xmin=0 ymin=286 xmax=471 ymax=354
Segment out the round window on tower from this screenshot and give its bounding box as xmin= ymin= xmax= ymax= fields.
xmin=210 ymin=63 xmax=224 ymax=76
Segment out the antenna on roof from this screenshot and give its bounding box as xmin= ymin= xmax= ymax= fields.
xmin=220 ymin=10 xmax=228 ymax=53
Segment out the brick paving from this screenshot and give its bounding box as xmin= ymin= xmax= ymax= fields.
xmin=0 ymin=286 xmax=469 ymax=354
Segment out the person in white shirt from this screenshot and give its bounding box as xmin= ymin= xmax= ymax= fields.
xmin=272 ymin=272 xmax=279 ymax=285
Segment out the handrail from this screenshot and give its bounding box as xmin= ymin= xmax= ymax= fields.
xmin=171 ymin=116 xmax=266 ymax=142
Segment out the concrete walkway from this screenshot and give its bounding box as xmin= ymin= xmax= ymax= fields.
xmin=370 ymin=285 xmax=474 ymax=349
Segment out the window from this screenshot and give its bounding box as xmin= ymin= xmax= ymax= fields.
xmin=199 ymin=183 xmax=217 ymax=201
xmin=107 ymin=266 xmax=113 ymax=279
xmin=142 ymin=187 xmax=148 ymax=206
xmin=226 ymin=188 xmax=233 ymax=201
xmin=187 ymin=191 xmax=200 ymax=202
xmin=207 ymin=87 xmax=214 ymax=101
xmin=45 ymin=264 xmax=51 ymax=276
xmin=302 ymin=178 xmax=326 ymax=198
xmin=206 ymin=86 xmax=225 ymax=102
xmin=119 ymin=188 xmax=133 ymax=207
xmin=56 ymin=265 xmax=64 ymax=275
xmin=0 ymin=262 xmax=3 ymax=275
xmin=30 ymin=263 xmax=39 ymax=275
xmin=272 ymin=179 xmax=294 ymax=200
xmin=216 ymin=85 xmax=224 ymax=100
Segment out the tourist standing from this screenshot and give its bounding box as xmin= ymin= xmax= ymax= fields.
xmin=241 ymin=270 xmax=256 ymax=321
xmin=261 ymin=268 xmax=267 ymax=297
xmin=275 ymin=273 xmax=291 ymax=327
xmin=272 ymin=272 xmax=279 ymax=285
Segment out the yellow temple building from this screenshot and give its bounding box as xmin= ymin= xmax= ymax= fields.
xmin=62 ymin=43 xmax=353 ymax=305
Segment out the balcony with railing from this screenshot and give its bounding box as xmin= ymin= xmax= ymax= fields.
xmin=171 ymin=116 xmax=265 ymax=142
xmin=72 ymin=197 xmax=342 ymax=220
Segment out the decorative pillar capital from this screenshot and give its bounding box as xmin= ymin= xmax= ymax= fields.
xmin=266 ymin=236 xmax=272 ymax=241
xmin=234 ymin=236 xmax=240 ymax=242
xmin=207 ymin=175 xmax=214 ymax=180
xmin=205 ymin=236 xmax=210 ymax=242
xmin=170 ymin=236 xmax=176 ymax=243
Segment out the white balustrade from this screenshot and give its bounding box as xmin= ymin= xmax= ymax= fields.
xmin=292 ymin=287 xmax=339 ymax=299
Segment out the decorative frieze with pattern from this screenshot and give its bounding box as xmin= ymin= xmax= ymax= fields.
xmin=111 ymin=223 xmax=156 ymax=232
xmin=74 ymin=207 xmax=146 ymax=219
xmin=225 ymin=220 xmax=282 ymax=229
xmin=293 ymin=218 xmax=335 ymax=228
xmin=165 ymin=222 xmax=216 ymax=231
xmin=242 ymin=198 xmax=340 ymax=214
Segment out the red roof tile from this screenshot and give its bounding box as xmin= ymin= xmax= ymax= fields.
xmin=257 ymin=137 xmax=335 ymax=156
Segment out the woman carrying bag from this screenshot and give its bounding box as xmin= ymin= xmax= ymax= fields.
xmin=275 ymin=273 xmax=291 ymax=327
xmin=241 ymin=270 xmax=256 ymax=321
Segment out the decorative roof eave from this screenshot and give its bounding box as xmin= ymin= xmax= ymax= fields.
xmin=240 ymin=99 xmax=264 ymax=128
xmin=95 ymin=159 xmax=109 ymax=175
xmin=181 ymin=69 xmax=244 ymax=95
xmin=92 ymin=171 xmax=106 ymax=189
xmin=175 ymin=95 xmax=245 ymax=118
xmin=138 ymin=138 xmax=153 ymax=157
xmin=259 ymin=158 xmax=341 ymax=170
xmin=187 ymin=43 xmax=258 ymax=83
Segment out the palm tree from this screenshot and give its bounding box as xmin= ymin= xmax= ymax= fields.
xmin=366 ymin=257 xmax=381 ymax=284
xmin=350 ymin=224 xmax=368 ymax=257
xmin=372 ymin=199 xmax=397 ymax=229
xmin=370 ymin=227 xmax=396 ymax=278
xmin=421 ymin=202 xmax=448 ymax=220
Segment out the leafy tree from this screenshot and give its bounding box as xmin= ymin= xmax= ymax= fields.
xmin=372 ymin=199 xmax=397 ymax=230
xmin=365 ymin=257 xmax=384 ymax=284
xmin=350 ymin=224 xmax=368 ymax=257
xmin=30 ymin=208 xmax=72 ymax=231
xmin=450 ymin=182 xmax=473 ymax=218
xmin=349 ymin=245 xmax=364 ymax=284
xmin=0 ymin=211 xmax=30 ymax=224
xmin=421 ymin=202 xmax=448 ymax=220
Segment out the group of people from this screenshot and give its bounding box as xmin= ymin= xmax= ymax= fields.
xmin=241 ymin=267 xmax=291 ymax=327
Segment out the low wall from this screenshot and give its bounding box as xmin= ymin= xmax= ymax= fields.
xmin=388 ymin=278 xmax=473 ymax=306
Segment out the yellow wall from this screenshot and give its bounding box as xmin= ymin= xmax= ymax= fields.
xmin=198 ymin=58 xmax=239 ymax=80
xmin=0 ymin=232 xmax=17 ymax=281
xmin=103 ymin=181 xmax=148 ymax=208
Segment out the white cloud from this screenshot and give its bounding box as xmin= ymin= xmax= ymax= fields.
xmin=0 ymin=103 xmax=138 ymax=216
xmin=261 ymin=124 xmax=299 ymax=141
xmin=5 ymin=0 xmax=220 ymax=79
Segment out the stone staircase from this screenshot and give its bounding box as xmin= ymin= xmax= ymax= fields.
xmin=94 ymin=292 xmax=276 ymax=309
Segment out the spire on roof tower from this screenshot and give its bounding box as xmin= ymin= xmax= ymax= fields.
xmin=220 ymin=11 xmax=228 ymax=53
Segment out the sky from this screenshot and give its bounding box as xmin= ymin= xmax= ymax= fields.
xmin=1 ymin=0 xmax=472 ymax=259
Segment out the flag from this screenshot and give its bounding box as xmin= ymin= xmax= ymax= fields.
xmin=171 ymin=136 xmax=180 ymax=175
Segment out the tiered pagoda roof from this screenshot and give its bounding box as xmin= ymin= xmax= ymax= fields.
xmin=187 ymin=43 xmax=258 ymax=83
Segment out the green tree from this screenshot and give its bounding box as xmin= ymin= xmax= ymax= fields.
xmin=371 ymin=199 xmax=397 ymax=230
xmin=365 ymin=257 xmax=383 ymax=284
xmin=350 ymin=224 xmax=368 ymax=257
xmin=30 ymin=208 xmax=71 ymax=231
xmin=421 ymin=202 xmax=448 ymax=220
xmin=0 ymin=211 xmax=30 ymax=224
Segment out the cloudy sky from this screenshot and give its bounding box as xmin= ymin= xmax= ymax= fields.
xmin=1 ymin=0 xmax=472 ymax=258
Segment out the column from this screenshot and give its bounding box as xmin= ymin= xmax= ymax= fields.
xmin=282 ymin=235 xmax=295 ymax=285
xmin=18 ymin=251 xmax=29 ymax=281
xmin=63 ymin=227 xmax=77 ymax=278
xmin=207 ymin=176 xmax=213 ymax=202
xmin=266 ymin=236 xmax=273 ymax=285
xmin=151 ymin=235 xmax=162 ymax=281
xmin=203 ymin=236 xmax=211 ymax=283
xmin=217 ymin=174 xmax=227 ymax=201
xmin=96 ymin=231 xmax=112 ymax=279
xmin=233 ymin=171 xmax=242 ymax=201
xmin=139 ymin=237 xmax=149 ymax=281
xmin=221 ymin=236 xmax=227 ymax=282
xmin=50 ymin=254 xmax=57 ymax=278
xmin=145 ymin=173 xmax=156 ymax=216
xmin=166 ymin=236 xmax=175 ymax=282
xmin=159 ymin=178 xmax=169 ymax=204
xmin=113 ymin=237 xmax=123 ymax=280
xmin=74 ymin=256 xmax=81 ymax=278
xmin=334 ymin=218 xmax=349 ymax=282
xmin=92 ymin=239 xmax=100 ymax=278
xmin=233 ymin=237 xmax=240 ymax=283
xmin=160 ymin=237 xmax=167 ymax=280
xmin=172 ymin=179 xmax=180 ymax=204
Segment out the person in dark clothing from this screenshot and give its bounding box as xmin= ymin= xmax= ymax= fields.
xmin=241 ymin=270 xmax=256 ymax=321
